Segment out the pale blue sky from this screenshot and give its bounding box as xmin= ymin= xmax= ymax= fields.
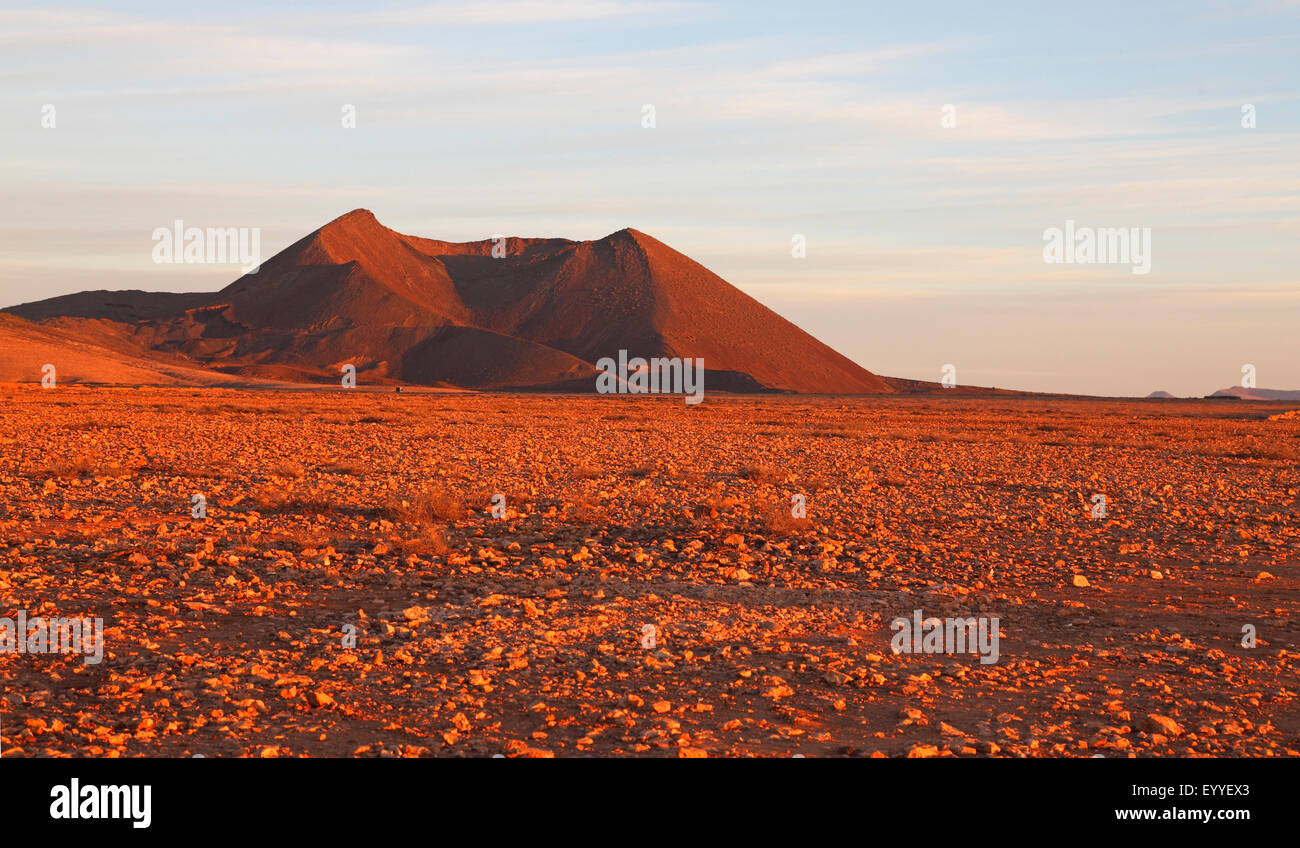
xmin=2 ymin=0 xmax=1297 ymax=395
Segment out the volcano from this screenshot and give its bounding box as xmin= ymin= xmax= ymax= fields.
xmin=3 ymin=209 xmax=892 ymax=393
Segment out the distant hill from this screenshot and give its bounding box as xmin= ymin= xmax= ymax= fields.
xmin=1209 ymin=386 xmax=1300 ymax=401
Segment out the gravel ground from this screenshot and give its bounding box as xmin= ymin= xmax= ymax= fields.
xmin=1 ymin=388 xmax=1296 ymax=757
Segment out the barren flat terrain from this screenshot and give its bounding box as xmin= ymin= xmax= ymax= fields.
xmin=1 ymin=388 xmax=1296 ymax=757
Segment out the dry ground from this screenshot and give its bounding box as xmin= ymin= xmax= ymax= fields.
xmin=1 ymin=387 xmax=1297 ymax=757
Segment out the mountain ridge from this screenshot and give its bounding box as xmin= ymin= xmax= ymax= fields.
xmin=2 ymin=209 xmax=891 ymax=392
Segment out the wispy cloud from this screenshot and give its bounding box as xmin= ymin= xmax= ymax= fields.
xmin=353 ymin=0 xmax=692 ymax=25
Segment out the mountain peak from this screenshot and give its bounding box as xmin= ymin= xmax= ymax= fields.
xmin=324 ymin=208 xmax=382 ymax=228
xmin=296 ymin=208 xmax=406 ymax=266
xmin=606 ymin=227 xmax=658 ymax=246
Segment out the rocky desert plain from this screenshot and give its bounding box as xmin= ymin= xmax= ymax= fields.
xmin=1 ymin=387 xmax=1296 ymax=758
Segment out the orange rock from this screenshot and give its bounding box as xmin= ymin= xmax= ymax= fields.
xmin=1143 ymin=714 xmax=1184 ymax=737
xmin=305 ymin=691 xmax=335 ymax=708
